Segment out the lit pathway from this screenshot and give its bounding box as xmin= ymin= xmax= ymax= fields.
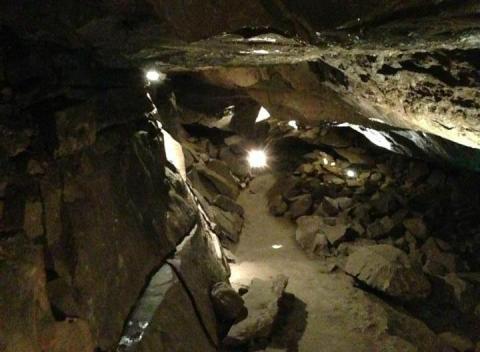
xmin=230 ymin=174 xmax=433 ymax=352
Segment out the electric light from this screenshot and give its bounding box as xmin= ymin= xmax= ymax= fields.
xmin=346 ymin=169 xmax=357 ymax=178
xmin=255 ymin=106 xmax=271 ymax=123
xmin=288 ymin=120 xmax=298 ymax=129
xmin=247 ymin=149 xmax=268 ymax=168
xmin=272 ymin=244 xmax=283 ymax=249
xmin=145 ymin=70 xmax=166 ymax=82
xmin=323 ymin=158 xmax=328 ymax=165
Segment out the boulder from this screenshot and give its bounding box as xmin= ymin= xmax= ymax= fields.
xmin=197 ymin=163 xmax=239 ymax=200
xmin=124 ymin=264 xmax=216 ymax=352
xmin=268 ymin=195 xmax=288 ymax=217
xmin=441 ymin=273 xmax=477 ymax=313
xmin=213 ymin=194 xmax=244 ymax=217
xmin=295 ymin=216 xmax=323 ymax=252
xmin=219 ymin=147 xmax=250 ymax=179
xmin=211 ymin=282 xmax=247 ymax=323
xmin=366 ymin=216 xmax=394 ymax=239
xmin=345 ymin=244 xmax=431 ymax=300
xmin=323 ymin=223 xmax=349 ymax=247
xmin=421 ymin=238 xmax=460 ymax=276
xmin=288 ymin=194 xmax=312 ymax=219
xmin=211 ymin=206 xmax=244 ymax=243
xmin=319 ymin=196 xmax=339 ymax=216
xmin=335 ymin=147 xmax=374 ymax=165
xmin=438 ymin=332 xmax=474 ymax=352
xmin=224 ymin=275 xmax=288 ymax=346
xmin=403 ymin=217 xmax=427 ymax=240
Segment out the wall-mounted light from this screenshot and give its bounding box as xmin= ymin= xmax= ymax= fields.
xmin=346 ymin=169 xmax=357 ymax=178
xmin=255 ymin=106 xmax=271 ymax=123
xmin=288 ymin=120 xmax=298 ymax=129
xmin=247 ymin=149 xmax=268 ymax=168
xmin=145 ymin=69 xmax=166 ymax=83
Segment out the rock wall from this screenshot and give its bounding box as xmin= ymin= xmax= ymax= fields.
xmin=0 ymin=29 xmax=228 ymax=351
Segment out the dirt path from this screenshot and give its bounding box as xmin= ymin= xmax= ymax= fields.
xmin=230 ymin=174 xmax=435 ymax=352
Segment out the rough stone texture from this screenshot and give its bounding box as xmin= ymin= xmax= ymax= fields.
xmin=438 ymin=332 xmax=474 ymax=352
xmin=211 ymin=282 xmax=247 ymax=323
xmin=345 ymin=245 xmax=431 ymax=300
xmin=132 ymin=264 xmax=217 ymax=352
xmin=288 ymin=194 xmax=313 ymax=219
xmin=213 ymin=194 xmax=244 ymax=217
xmin=224 ymin=275 xmax=288 ymax=346
xmin=295 ymin=215 xmax=323 ymax=253
xmin=0 ymin=30 xmax=229 ymax=349
xmin=168 ymin=223 xmax=229 ymax=345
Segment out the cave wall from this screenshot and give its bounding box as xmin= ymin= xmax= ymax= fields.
xmin=0 ymin=27 xmax=228 ymax=351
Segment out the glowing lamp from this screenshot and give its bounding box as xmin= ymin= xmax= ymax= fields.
xmin=288 ymin=120 xmax=298 ymax=129
xmin=145 ymin=70 xmax=166 ymax=82
xmin=346 ymin=169 xmax=357 ymax=178
xmin=247 ymin=149 xmax=267 ymax=168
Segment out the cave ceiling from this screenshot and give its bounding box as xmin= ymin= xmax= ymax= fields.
xmin=2 ymin=0 xmax=480 ymax=149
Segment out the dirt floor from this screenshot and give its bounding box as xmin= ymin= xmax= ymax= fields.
xmin=230 ymin=174 xmax=438 ymax=352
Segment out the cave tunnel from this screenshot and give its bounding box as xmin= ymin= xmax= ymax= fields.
xmin=1 ymin=1 xmax=480 ymax=351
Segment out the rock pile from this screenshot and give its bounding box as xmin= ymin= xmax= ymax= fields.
xmin=266 ymin=120 xmax=480 ymax=343
xmin=184 ymin=134 xmax=250 ymax=246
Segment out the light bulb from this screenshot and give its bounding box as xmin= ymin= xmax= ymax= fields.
xmin=346 ymin=169 xmax=357 ymax=178
xmin=145 ymin=70 xmax=166 ymax=82
xmin=288 ymin=120 xmax=298 ymax=129
xmin=247 ymin=149 xmax=268 ymax=168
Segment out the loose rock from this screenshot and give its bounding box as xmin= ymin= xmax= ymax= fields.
xmin=345 ymin=244 xmax=431 ymax=300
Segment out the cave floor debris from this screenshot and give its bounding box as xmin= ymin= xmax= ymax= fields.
xmin=230 ymin=174 xmax=438 ymax=352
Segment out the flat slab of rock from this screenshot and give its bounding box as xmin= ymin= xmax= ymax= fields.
xmin=345 ymin=244 xmax=431 ymax=300
xmin=224 ymin=275 xmax=288 ymax=347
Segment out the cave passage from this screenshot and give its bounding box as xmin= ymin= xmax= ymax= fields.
xmin=2 ymin=1 xmax=480 ymax=352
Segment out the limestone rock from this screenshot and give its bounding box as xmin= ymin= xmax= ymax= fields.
xmin=438 ymin=332 xmax=474 ymax=352
xmin=345 ymin=244 xmax=431 ymax=300
xmin=268 ymin=195 xmax=288 ymax=217
xmin=441 ymin=273 xmax=477 ymax=313
xmin=197 ymin=163 xmax=239 ymax=200
xmin=320 ymin=196 xmax=339 ymax=216
xmin=219 ymin=147 xmax=250 ymax=179
xmin=403 ymin=217 xmax=427 ymax=240
xmin=295 ymin=215 xmax=323 ymax=252
xmin=211 ymin=206 xmax=244 ymax=243
xmin=23 ymin=200 xmax=43 ymax=239
xmin=323 ymin=223 xmax=349 ymax=247
xmin=211 ymin=282 xmax=247 ymax=323
xmin=288 ymin=194 xmax=312 ymax=219
xmin=421 ymin=238 xmax=460 ymax=276
xmin=213 ymin=194 xmax=244 ymax=217
xmin=224 ymin=275 xmax=288 ymax=346
xmin=168 ymin=223 xmax=228 ymax=344
xmin=124 ymin=264 xmax=216 ymax=352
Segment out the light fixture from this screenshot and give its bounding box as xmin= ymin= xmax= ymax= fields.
xmin=145 ymin=70 xmax=166 ymax=83
xmin=346 ymin=169 xmax=357 ymax=178
xmin=323 ymin=158 xmax=329 ymax=165
xmin=255 ymin=106 xmax=271 ymax=123
xmin=247 ymin=149 xmax=268 ymax=168
xmin=271 ymin=244 xmax=283 ymax=249
xmin=287 ymin=120 xmax=298 ymax=129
